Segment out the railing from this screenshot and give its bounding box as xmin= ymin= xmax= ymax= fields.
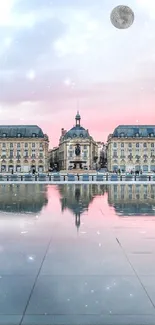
xmin=0 ymin=174 xmax=154 ymax=182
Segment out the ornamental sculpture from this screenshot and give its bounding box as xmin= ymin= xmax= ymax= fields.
xmin=75 ymin=144 xmax=81 ymax=156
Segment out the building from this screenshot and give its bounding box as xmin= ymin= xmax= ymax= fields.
xmin=0 ymin=125 xmax=49 ymax=173
xmin=49 ymin=147 xmax=59 ymax=170
xmin=58 ymin=112 xmax=98 ymax=170
xmin=96 ymin=141 xmax=107 ymax=168
xmin=107 ymin=125 xmax=155 ymax=173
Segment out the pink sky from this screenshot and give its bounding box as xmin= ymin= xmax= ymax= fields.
xmin=0 ymin=0 xmax=155 ymax=147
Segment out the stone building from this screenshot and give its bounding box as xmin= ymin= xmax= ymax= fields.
xmin=49 ymin=147 xmax=59 ymax=170
xmin=107 ymin=125 xmax=155 ymax=173
xmin=57 ymin=112 xmax=98 ymax=171
xmin=96 ymin=141 xmax=107 ymax=168
xmin=0 ymin=125 xmax=49 ymax=173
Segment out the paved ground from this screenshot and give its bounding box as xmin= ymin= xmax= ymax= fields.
xmin=0 ymin=185 xmax=155 ymax=324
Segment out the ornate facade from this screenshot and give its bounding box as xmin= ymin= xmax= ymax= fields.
xmin=0 ymin=125 xmax=49 ymax=173
xmin=57 ymin=112 xmax=98 ymax=171
xmin=107 ymin=125 xmax=155 ymax=172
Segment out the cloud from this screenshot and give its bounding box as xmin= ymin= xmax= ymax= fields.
xmin=13 ymin=0 xmax=100 ymax=13
xmin=0 ymin=18 xmax=67 ymax=71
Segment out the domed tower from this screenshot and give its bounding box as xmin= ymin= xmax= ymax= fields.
xmin=75 ymin=111 xmax=81 ymax=127
xmin=58 ymin=111 xmax=98 ymax=171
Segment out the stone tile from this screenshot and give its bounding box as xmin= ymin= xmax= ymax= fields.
xmin=22 ymin=315 xmax=155 ymax=325
xmin=26 ymin=275 xmax=155 ymax=315
xmin=0 ymin=315 xmax=22 ymax=325
xmin=41 ymin=238 xmax=133 ymax=276
xmin=0 ymin=243 xmax=47 ymax=275
xmin=140 ymin=276 xmax=155 ymax=305
xmin=127 ymin=254 xmax=155 ymax=275
xmin=0 ymin=276 xmax=35 ymax=314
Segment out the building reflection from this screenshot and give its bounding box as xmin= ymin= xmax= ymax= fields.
xmin=107 ymin=184 xmax=155 ymax=216
xmin=0 ymin=184 xmax=48 ymax=214
xmin=58 ymin=184 xmax=105 ymax=230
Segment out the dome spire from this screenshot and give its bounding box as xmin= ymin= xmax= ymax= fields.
xmin=75 ymin=111 xmax=81 ymax=127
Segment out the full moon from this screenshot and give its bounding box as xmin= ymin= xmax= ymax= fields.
xmin=110 ymin=5 xmax=134 ymax=29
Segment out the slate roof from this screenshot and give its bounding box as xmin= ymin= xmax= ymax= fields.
xmin=63 ymin=126 xmax=91 ymax=140
xmin=113 ymin=125 xmax=155 ymax=138
xmin=0 ymin=125 xmax=44 ymax=138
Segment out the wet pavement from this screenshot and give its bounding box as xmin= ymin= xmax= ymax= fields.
xmin=0 ymin=184 xmax=155 ymax=324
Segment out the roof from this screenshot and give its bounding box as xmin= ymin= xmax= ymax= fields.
xmin=112 ymin=125 xmax=155 ymax=138
xmin=63 ymin=125 xmax=91 ymax=140
xmin=0 ymin=125 xmax=44 ymax=138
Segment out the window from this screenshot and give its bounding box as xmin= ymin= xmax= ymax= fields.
xmin=121 ymin=150 xmax=124 ymax=156
xmin=25 ymin=143 xmax=28 ymax=147
xmin=17 ymin=133 xmax=21 ymax=137
xmin=128 ymin=143 xmax=132 ymax=147
xmin=143 ymin=143 xmax=147 ymax=147
xmin=113 ymin=142 xmax=117 ymax=147
xmin=32 ymin=150 xmax=35 ymax=158
xmin=2 ymin=151 xmax=6 ymax=158
xmin=32 ymin=133 xmax=36 ymax=137
xmin=2 ymin=133 xmax=6 ymax=137
xmin=143 ymin=165 xmax=148 ymax=172
xmin=10 ymin=150 xmax=13 ymax=158
xmin=32 ymin=143 xmax=35 ymax=148
xmin=136 ymin=143 xmax=139 ymax=148
xmin=84 ymin=145 xmax=87 ymax=149
xmin=39 ymin=152 xmax=43 ymax=158
xmin=70 ymin=145 xmax=72 ymax=149
xmin=113 ymin=150 xmax=117 ymax=157
xmin=10 ymin=143 xmax=13 ymax=148
xmin=121 ymin=143 xmax=124 ymax=147
xmin=151 ymin=143 xmax=154 ymax=147
xmin=17 ymin=143 xmax=20 ymax=148
xmin=24 ymin=151 xmax=28 ymax=157
xmin=2 ymin=143 xmax=6 ymax=148
xmin=17 ymin=150 xmax=21 ymax=158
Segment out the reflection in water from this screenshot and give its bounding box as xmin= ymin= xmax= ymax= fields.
xmin=0 ymin=184 xmax=154 ymax=220
xmin=58 ymin=184 xmax=155 ymax=225
xmin=0 ymin=184 xmax=48 ymax=214
xmin=107 ymin=184 xmax=155 ymax=216
xmin=58 ymin=184 xmax=105 ymax=230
